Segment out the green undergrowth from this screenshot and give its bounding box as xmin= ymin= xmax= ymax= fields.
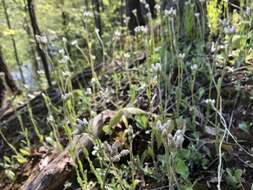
xmin=1 ymin=0 xmax=253 ymax=190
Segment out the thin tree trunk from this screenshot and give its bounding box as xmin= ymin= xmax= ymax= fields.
xmin=61 ymin=0 xmax=71 ymax=57
xmin=92 ymin=0 xmax=102 ymax=36
xmin=27 ymin=0 xmax=52 ymax=87
xmin=0 ymin=47 xmax=20 ymax=108
xmin=126 ymin=0 xmax=145 ymax=34
xmin=2 ymin=0 xmax=25 ymax=84
xmin=22 ymin=0 xmax=39 ymax=74
xmin=84 ymin=0 xmax=89 ymax=9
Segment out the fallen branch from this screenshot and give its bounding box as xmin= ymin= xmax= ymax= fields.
xmin=20 ymin=110 xmax=116 ymax=190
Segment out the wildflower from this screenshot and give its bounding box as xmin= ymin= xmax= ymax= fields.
xmin=152 ymin=63 xmax=161 ymax=73
xmin=164 ymin=7 xmax=177 ymax=17
xmin=37 ymin=70 xmax=45 ymax=75
xmin=154 ymin=4 xmax=161 ymax=12
xmin=119 ymin=149 xmax=130 ymax=157
xmin=156 ymin=120 xmax=172 ymax=134
xmin=145 ymin=4 xmax=150 ymax=10
xmin=178 ymin=53 xmax=185 ymax=59
xmin=124 ymin=17 xmax=130 ymax=25
xmin=134 ymin=25 xmax=148 ymax=34
xmin=47 ymin=115 xmax=54 ymax=122
xmin=59 ymin=49 xmax=65 ymax=55
xmin=132 ymin=9 xmax=137 ymax=15
xmin=167 ymin=133 xmax=174 ymax=148
xmin=114 ymin=30 xmax=121 ymax=40
xmin=91 ymin=145 xmax=100 ymax=156
xmin=124 ymin=53 xmax=130 ymax=59
xmin=71 ymin=40 xmax=78 ymax=46
xmin=194 ymin=12 xmax=200 ymax=18
xmin=245 ymin=7 xmax=251 ymax=17
xmin=83 ymin=11 xmax=92 ymax=17
xmin=62 ymin=93 xmax=70 ymax=100
xmin=146 ymin=12 xmax=152 ymax=20
xmin=76 ymin=118 xmax=88 ymax=129
xmin=91 ymin=78 xmax=96 ymax=84
xmin=224 ymin=26 xmax=236 ymax=35
xmin=62 ymin=37 xmax=67 ymax=43
xmin=85 ymin=88 xmax=92 ymax=96
xmin=140 ymin=0 xmax=146 ymax=3
xmin=204 ymin=99 xmax=215 ymax=105
xmin=191 ymin=64 xmax=198 ymax=71
xmin=173 ymin=129 xmax=185 ymax=149
xmin=62 ymin=71 xmax=71 ymax=77
xmin=90 ymin=54 xmax=96 ymax=60
xmin=35 ymin=35 xmax=48 ymax=44
xmin=59 ymin=55 xmax=70 ymax=64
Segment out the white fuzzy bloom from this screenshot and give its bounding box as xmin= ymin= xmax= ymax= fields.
xmin=134 ymin=25 xmax=148 ymax=34
xmin=152 ymin=63 xmax=161 ymax=73
xmin=204 ymin=99 xmax=215 ymax=105
xmin=173 ymin=129 xmax=185 ymax=149
xmin=83 ymin=11 xmax=92 ymax=17
xmin=191 ymin=64 xmax=198 ymax=71
xmin=164 ymin=7 xmax=177 ymax=17
xmin=35 ymin=35 xmax=48 ymax=44
xmin=224 ymin=26 xmax=236 ymax=35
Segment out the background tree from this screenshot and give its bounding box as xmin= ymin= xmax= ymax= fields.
xmin=126 ymin=0 xmax=156 ymax=34
xmin=0 ymin=47 xmax=20 ymax=107
xmin=2 ymin=0 xmax=25 ymax=84
xmin=27 ymin=0 xmax=52 ymax=87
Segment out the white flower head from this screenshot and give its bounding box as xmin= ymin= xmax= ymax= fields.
xmin=191 ymin=64 xmax=198 ymax=71
xmin=134 ymin=25 xmax=148 ymax=34
xmin=83 ymin=11 xmax=92 ymax=17
xmin=164 ymin=7 xmax=177 ymax=17
xmin=36 ymin=35 xmax=48 ymax=44
xmin=152 ymin=63 xmax=161 ymax=73
xmin=224 ymin=26 xmax=236 ymax=35
xmin=204 ymin=99 xmax=215 ymax=105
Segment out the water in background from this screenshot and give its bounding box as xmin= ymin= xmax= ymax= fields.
xmin=12 ymin=62 xmax=38 ymax=90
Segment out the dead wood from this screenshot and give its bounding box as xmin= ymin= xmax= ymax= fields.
xmin=20 ymin=110 xmax=116 ymax=190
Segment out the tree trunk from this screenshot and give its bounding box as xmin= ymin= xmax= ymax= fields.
xmin=61 ymin=1 xmax=71 ymax=58
xmin=126 ymin=0 xmax=156 ymax=34
xmin=92 ymin=0 xmax=102 ymax=36
xmin=22 ymin=0 xmax=39 ymax=75
xmin=27 ymin=0 xmax=52 ymax=87
xmin=0 ymin=47 xmax=19 ymax=107
xmin=2 ymin=0 xmax=25 ymax=84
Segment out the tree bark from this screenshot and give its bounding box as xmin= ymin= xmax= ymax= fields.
xmin=22 ymin=0 xmax=39 ymax=75
xmin=20 ymin=110 xmax=116 ymax=190
xmin=2 ymin=0 xmax=25 ymax=84
xmin=126 ymin=0 xmax=156 ymax=34
xmin=92 ymin=0 xmax=102 ymax=36
xmin=61 ymin=1 xmax=72 ymax=59
xmin=0 ymin=47 xmax=19 ymax=107
xmin=27 ymin=0 xmax=52 ymax=87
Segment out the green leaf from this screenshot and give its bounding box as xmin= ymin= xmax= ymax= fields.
xmin=175 ymin=158 xmax=189 ymax=179
xmin=108 ymin=110 xmax=124 ymax=128
xmin=123 ymin=107 xmax=146 ymax=115
xmin=19 ymin=147 xmax=30 ymax=156
xmin=15 ymin=155 xmax=27 ymax=164
xmin=5 ymin=169 xmax=16 ymax=181
xmin=135 ymin=115 xmax=148 ymax=129
xmin=103 ymin=125 xmax=113 ymax=135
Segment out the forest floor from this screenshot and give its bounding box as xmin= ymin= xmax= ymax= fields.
xmin=0 ymin=3 xmax=253 ymax=190
xmin=0 ymin=46 xmax=253 ymax=189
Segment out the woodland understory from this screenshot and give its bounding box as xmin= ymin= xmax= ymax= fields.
xmin=0 ymin=0 xmax=253 ymax=190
